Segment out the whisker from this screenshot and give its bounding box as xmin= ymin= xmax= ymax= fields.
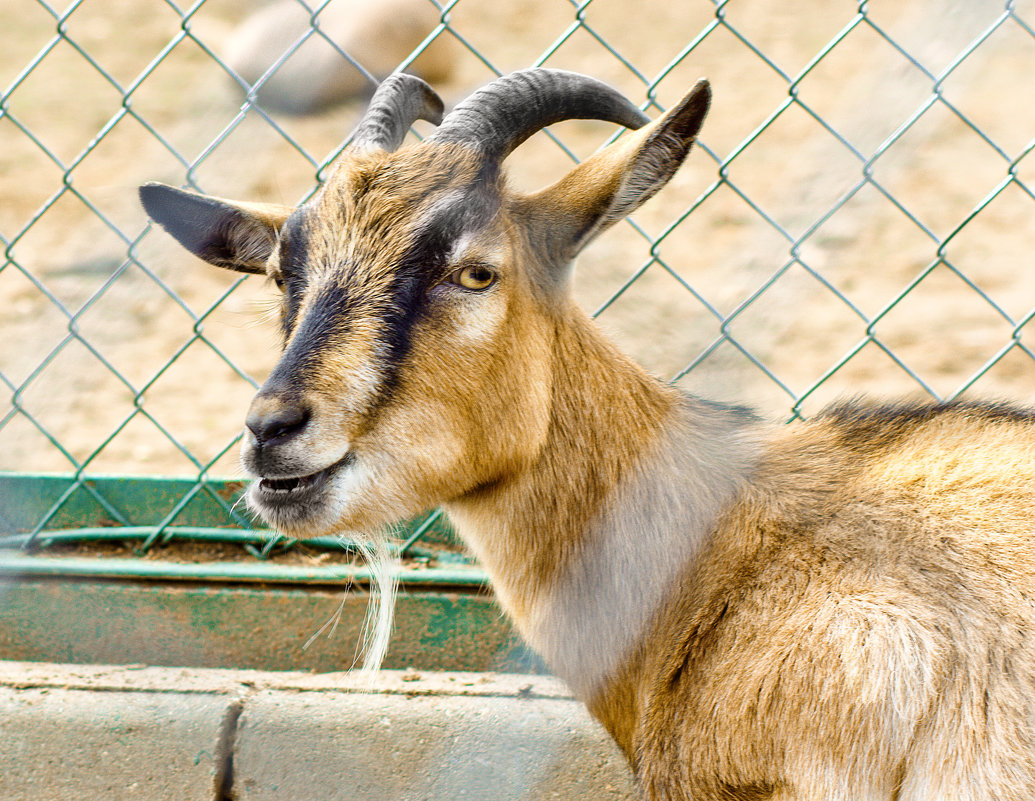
xmin=303 ymin=584 xmax=351 ymax=650
xmin=229 ymin=491 xmax=249 ymax=517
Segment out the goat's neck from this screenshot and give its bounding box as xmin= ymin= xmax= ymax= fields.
xmin=445 ymin=308 xmax=758 ymax=746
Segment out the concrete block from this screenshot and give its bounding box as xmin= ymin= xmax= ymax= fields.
xmin=0 ymin=684 xmax=235 ymax=801
xmin=0 ymin=662 xmax=639 ymax=800
xmin=234 ymin=679 xmax=638 ymax=800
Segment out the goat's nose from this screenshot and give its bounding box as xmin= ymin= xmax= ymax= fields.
xmin=245 ymin=396 xmax=309 ymax=446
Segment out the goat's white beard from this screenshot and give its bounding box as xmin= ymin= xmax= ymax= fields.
xmin=302 ymin=527 xmax=399 ymax=675
xmin=349 ymin=528 xmax=400 ymax=675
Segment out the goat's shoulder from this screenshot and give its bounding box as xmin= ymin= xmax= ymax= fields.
xmin=745 ymin=397 xmax=1035 ymax=528
xmin=803 ymin=398 xmax=1035 ymax=547
xmin=649 ymin=396 xmax=1035 ymax=613
xmin=812 ymin=396 xmax=1035 ymax=451
xmin=633 ymin=398 xmax=1035 ymax=798
xmin=641 ymin=396 xmax=1035 ymax=688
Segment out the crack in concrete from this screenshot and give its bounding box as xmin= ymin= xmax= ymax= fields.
xmin=214 ymin=698 xmax=245 ymax=801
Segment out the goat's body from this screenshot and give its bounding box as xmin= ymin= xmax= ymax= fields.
xmin=644 ymin=405 xmax=1035 ymax=801
xmin=448 ymin=303 xmax=1035 ymax=800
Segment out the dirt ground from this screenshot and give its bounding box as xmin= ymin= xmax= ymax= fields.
xmin=2 ymin=0 xmax=1034 ymax=478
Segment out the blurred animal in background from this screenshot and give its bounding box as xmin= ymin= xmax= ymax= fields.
xmin=225 ymin=0 xmax=455 ymax=114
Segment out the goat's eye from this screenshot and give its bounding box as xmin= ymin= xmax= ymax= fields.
xmin=449 ymin=264 xmax=497 ymax=291
xmin=271 ymin=273 xmax=286 ymax=291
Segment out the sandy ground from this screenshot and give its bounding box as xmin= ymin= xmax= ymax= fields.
xmin=1 ymin=0 xmax=1034 ymax=477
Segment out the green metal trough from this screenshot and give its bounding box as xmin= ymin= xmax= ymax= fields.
xmin=0 ymin=473 xmax=541 ymax=673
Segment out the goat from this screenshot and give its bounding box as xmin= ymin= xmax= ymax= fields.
xmin=140 ymin=69 xmax=1035 ymax=801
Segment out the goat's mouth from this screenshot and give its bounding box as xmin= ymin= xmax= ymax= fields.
xmin=252 ymin=452 xmax=354 ymax=509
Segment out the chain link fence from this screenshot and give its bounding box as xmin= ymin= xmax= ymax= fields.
xmin=2 ymin=0 xmax=1034 ymax=553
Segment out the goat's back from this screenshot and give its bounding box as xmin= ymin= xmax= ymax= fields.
xmin=637 ymin=400 xmax=1035 ymax=801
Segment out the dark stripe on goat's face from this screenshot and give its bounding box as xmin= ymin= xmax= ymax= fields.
xmin=378 ymin=177 xmax=502 ymax=385
xmin=279 ymin=208 xmax=312 ymax=336
xmin=267 ymin=281 xmax=358 ymax=395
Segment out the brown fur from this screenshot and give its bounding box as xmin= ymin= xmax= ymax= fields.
xmin=140 ymin=74 xmax=1035 ymax=800
xmin=630 ymin=406 xmax=1035 ymax=800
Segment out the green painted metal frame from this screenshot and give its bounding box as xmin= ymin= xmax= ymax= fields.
xmin=0 ymin=473 xmax=542 ymax=672
xmin=0 ymin=472 xmax=482 ymax=587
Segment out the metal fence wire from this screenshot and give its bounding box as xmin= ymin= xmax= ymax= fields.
xmin=1 ymin=0 xmax=1034 ymax=557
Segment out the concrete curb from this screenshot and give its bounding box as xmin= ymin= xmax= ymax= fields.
xmin=0 ymin=661 xmax=637 ymax=800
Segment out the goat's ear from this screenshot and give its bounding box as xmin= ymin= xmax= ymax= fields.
xmin=139 ymin=182 xmax=292 ymax=274
xmin=518 ymin=79 xmax=710 ymax=266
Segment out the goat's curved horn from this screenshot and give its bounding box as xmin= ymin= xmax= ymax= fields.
xmin=350 ymin=73 xmax=445 ymax=152
xmin=429 ymin=69 xmax=649 ymax=161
